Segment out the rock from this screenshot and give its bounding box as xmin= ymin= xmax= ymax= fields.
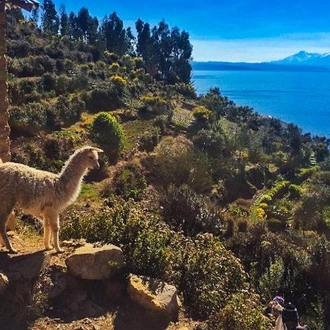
xmin=66 ymin=243 xmax=125 ymax=280
xmin=127 ymin=274 xmax=180 ymax=321
xmin=49 ymin=270 xmax=67 ymax=299
xmin=0 ymin=273 xmax=9 ymax=294
xmin=9 ymin=251 xmax=49 ymax=280
xmin=62 ymin=238 xmax=87 ymax=248
xmin=79 ymin=300 xmax=104 ymax=318
xmin=104 ymin=277 xmax=126 ymax=302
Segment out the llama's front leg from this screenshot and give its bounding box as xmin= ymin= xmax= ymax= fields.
xmin=43 ymin=216 xmax=53 ymax=250
xmin=0 ymin=214 xmax=17 ymax=253
xmin=50 ymin=214 xmax=63 ymax=253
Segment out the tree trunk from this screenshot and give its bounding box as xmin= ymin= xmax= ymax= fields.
xmin=0 ymin=0 xmax=11 ymax=162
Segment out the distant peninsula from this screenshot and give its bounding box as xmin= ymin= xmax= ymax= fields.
xmin=192 ymin=50 xmax=330 ymax=72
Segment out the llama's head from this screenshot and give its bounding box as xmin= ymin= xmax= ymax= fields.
xmin=83 ymin=147 xmax=104 ymax=169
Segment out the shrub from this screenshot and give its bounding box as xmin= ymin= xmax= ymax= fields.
xmin=140 ymin=95 xmax=168 ymax=114
xmin=108 ymin=162 xmax=147 ymax=201
xmin=103 ymin=51 xmax=119 ymax=64
xmin=60 ymin=202 xmax=247 ymax=320
xmin=110 ymin=62 xmax=120 ymax=72
xmin=138 ymin=127 xmax=160 ymax=152
xmin=208 ymin=292 xmax=273 ymax=330
xmin=267 ymin=217 xmax=286 ymax=232
xmin=110 ymin=75 xmax=127 ymax=89
xmin=192 ymin=105 xmax=212 ymax=123
xmin=150 ymin=136 xmax=213 ymax=193
xmin=72 ymin=72 xmax=89 ymax=91
xmin=174 ymin=82 xmax=197 ymax=98
xmin=151 ymin=136 xmax=194 ymax=189
xmin=297 ymin=166 xmax=319 ymax=181
xmin=193 ymin=129 xmax=225 ymax=158
xmin=288 ymin=184 xmax=303 ymax=199
xmin=161 ymin=184 xmax=223 ymax=236
xmin=9 ymin=102 xmax=46 ymax=131
xmin=134 ymin=57 xmax=145 ymax=69
xmin=89 ymin=112 xmax=125 ymax=162
xmin=85 ymin=87 xmax=125 ymax=112
xmin=55 ymin=75 xmax=72 ymax=95
xmin=181 ymin=234 xmax=247 ymax=319
xmin=40 ymin=72 xmax=56 ymax=92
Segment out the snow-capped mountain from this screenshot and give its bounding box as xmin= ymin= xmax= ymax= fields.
xmin=192 ymin=50 xmax=330 ymax=71
xmin=272 ymin=50 xmax=330 ymax=66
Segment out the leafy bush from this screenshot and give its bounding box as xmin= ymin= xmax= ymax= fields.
xmin=110 ymin=75 xmax=127 ymax=88
xmin=89 ymin=112 xmax=125 ymax=161
xmin=107 ymin=161 xmax=147 ymax=201
xmin=60 ymin=201 xmax=247 ymax=320
xmin=173 ymin=82 xmax=197 ymax=98
xmin=193 ymin=129 xmax=225 ymax=158
xmin=192 ymin=105 xmax=212 ymax=123
xmin=109 ymin=62 xmax=120 ymax=72
xmin=85 ymin=86 xmax=125 ymax=112
xmin=139 ymin=95 xmax=168 ymax=114
xmin=40 ymin=72 xmax=56 ymax=92
xmin=9 ymin=102 xmax=46 ymax=132
xmin=181 ymin=234 xmax=247 ymax=319
xmin=267 ymin=217 xmax=286 ymax=232
xmin=138 ymin=127 xmax=160 ymax=152
xmin=161 ymin=184 xmax=223 ymax=236
xmin=208 ymin=292 xmax=272 ymax=330
xmin=150 ymin=136 xmax=213 ymax=192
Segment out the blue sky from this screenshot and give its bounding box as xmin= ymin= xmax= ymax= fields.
xmin=50 ymin=0 xmax=330 ymax=62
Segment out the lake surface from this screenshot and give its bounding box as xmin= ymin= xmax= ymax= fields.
xmin=192 ymin=69 xmax=330 ymax=138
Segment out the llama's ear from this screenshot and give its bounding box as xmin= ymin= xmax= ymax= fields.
xmin=90 ymin=147 xmax=104 ymax=153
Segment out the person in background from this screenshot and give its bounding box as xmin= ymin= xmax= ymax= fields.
xmin=279 ymin=303 xmax=311 ymax=330
xmin=265 ymin=296 xmax=285 ymax=318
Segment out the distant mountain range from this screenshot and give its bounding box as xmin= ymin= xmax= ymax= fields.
xmin=192 ymin=51 xmax=330 ymax=71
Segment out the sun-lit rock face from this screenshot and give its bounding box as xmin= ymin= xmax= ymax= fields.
xmin=127 ymin=274 xmax=181 ymax=321
xmin=66 ymin=243 xmax=125 ymax=280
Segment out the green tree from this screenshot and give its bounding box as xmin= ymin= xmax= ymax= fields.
xmin=89 ymin=112 xmax=125 ymax=162
xmin=169 ymin=27 xmax=192 ymax=83
xmin=76 ymin=7 xmax=99 ymax=44
xmin=135 ymin=18 xmax=158 ymax=76
xmin=59 ymin=4 xmax=69 ymax=36
xmin=101 ymin=12 xmax=132 ymax=56
xmin=42 ymin=0 xmax=59 ymax=35
xmin=200 ymin=87 xmax=227 ymax=122
xmin=141 ymin=20 xmax=193 ymax=84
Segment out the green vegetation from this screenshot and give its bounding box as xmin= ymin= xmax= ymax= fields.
xmin=89 ymin=112 xmax=125 ymax=161
xmin=5 ymin=3 xmax=330 ymax=329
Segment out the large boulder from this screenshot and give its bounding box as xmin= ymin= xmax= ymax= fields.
xmin=127 ymin=274 xmax=180 ymax=321
xmin=66 ymin=243 xmax=125 ymax=280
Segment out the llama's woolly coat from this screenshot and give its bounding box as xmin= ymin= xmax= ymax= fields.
xmin=0 ymin=146 xmax=103 ymax=253
xmin=0 ymin=149 xmax=89 ymax=215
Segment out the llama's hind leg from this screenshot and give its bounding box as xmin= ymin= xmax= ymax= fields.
xmin=0 ymin=212 xmax=17 ymax=253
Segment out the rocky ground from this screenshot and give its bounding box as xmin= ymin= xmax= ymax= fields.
xmin=0 ymin=232 xmax=205 ymax=330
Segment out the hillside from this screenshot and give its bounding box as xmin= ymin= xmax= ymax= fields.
xmin=1 ymin=6 xmax=330 ymax=330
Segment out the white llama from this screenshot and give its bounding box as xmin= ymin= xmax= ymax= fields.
xmin=0 ymin=146 xmax=103 ymax=253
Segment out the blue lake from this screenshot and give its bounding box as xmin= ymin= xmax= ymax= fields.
xmin=192 ymin=69 xmax=330 ymax=138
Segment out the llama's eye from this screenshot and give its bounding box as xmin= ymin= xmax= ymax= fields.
xmin=89 ymin=156 xmax=94 ymax=160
